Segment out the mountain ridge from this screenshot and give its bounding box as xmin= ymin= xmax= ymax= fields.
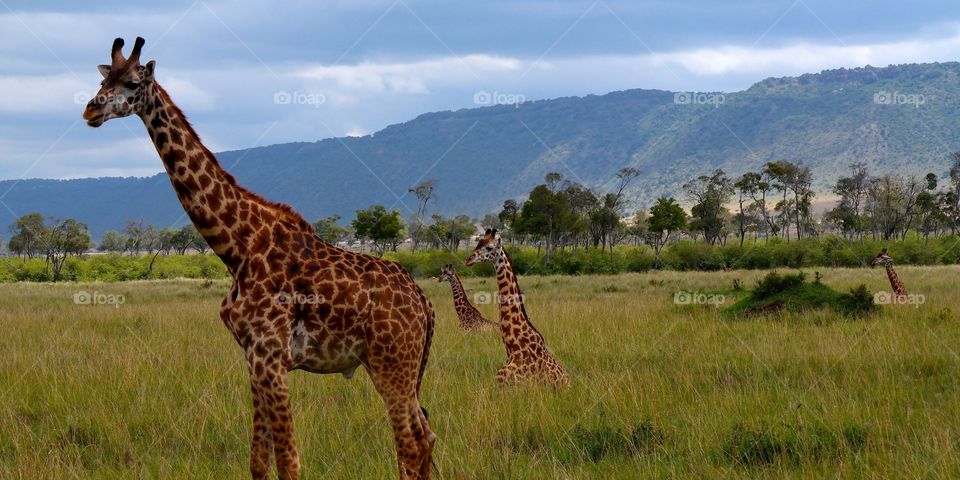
xmin=2 ymin=61 xmax=958 ymax=239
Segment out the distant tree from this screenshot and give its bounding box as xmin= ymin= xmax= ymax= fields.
xmin=646 ymin=197 xmax=686 ymax=266
xmin=8 ymin=212 xmax=48 ymax=259
xmin=99 ymin=230 xmax=128 ymax=253
xmin=498 ymin=199 xmax=520 ymax=238
xmin=313 ymin=214 xmax=348 ymax=244
xmin=408 ymin=179 xmax=437 ymax=251
xmin=517 ymin=176 xmax=574 ymax=261
xmin=170 ymin=224 xmax=206 ymax=254
xmin=481 ymin=213 xmax=503 ymax=231
xmin=44 ymin=218 xmax=92 ymax=280
xmin=123 ymin=219 xmax=153 ymax=254
xmin=764 ymin=160 xmax=797 ymax=240
xmin=428 ymin=214 xmax=475 ymax=251
xmin=863 ymin=174 xmax=923 ymax=240
xmin=829 ymin=162 xmax=870 ymax=239
xmin=352 ymin=205 xmax=405 ymax=256
xmin=734 ymin=174 xmax=762 ymax=246
xmin=683 ymin=169 xmax=734 ymax=245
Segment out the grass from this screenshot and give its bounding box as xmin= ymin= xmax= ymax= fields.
xmin=1 ymin=266 xmax=959 ymax=478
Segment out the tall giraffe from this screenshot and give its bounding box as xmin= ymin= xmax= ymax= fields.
xmin=465 ymin=229 xmax=569 ymax=387
xmin=874 ymin=248 xmax=908 ymax=297
xmin=82 ymin=37 xmax=435 ymax=480
xmin=437 ymin=264 xmax=496 ymax=331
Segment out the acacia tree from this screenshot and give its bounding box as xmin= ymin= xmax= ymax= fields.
xmin=408 ymin=179 xmax=437 ymax=252
xmin=170 ymin=224 xmax=206 ymax=254
xmin=828 ymin=162 xmax=870 ymax=239
xmin=764 ymin=160 xmax=796 ymax=240
xmin=8 ymin=212 xmax=48 ymax=259
xmin=352 ymin=205 xmax=405 ymax=256
xmin=313 ymin=214 xmax=349 ymax=244
xmin=99 ymin=230 xmax=129 ymax=253
xmin=646 ymin=197 xmax=686 ymax=267
xmin=683 ymin=169 xmax=734 ymax=245
xmin=44 ymin=218 xmax=92 ymax=280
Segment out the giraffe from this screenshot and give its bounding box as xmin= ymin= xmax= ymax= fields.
xmin=82 ymin=37 xmax=435 ymax=480
xmin=874 ymin=248 xmax=908 ymax=298
xmin=465 ymin=229 xmax=569 ymax=387
xmin=437 ymin=264 xmax=497 ymax=331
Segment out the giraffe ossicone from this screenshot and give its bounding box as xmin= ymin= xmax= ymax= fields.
xmin=83 ymin=37 xmax=436 ymax=480
xmin=465 ymin=229 xmax=570 ymax=387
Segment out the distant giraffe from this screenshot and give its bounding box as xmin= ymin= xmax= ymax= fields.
xmin=874 ymin=248 xmax=908 ymax=297
xmin=466 ymin=229 xmax=569 ymax=387
xmin=437 ymin=264 xmax=497 ymax=331
xmin=82 ymin=37 xmax=435 ymax=480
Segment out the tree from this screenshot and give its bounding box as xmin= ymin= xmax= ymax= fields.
xmin=646 ymin=197 xmax=686 ymax=266
xmin=313 ymin=215 xmax=348 ymax=244
xmin=734 ymin=173 xmax=763 ymax=246
xmin=829 ymin=162 xmax=870 ymax=239
xmin=428 ymin=214 xmax=475 ymax=251
xmin=44 ymin=218 xmax=92 ymax=281
xmin=99 ymin=230 xmax=129 ymax=253
xmin=683 ymin=169 xmax=734 ymax=245
xmin=517 ymin=176 xmax=574 ymax=262
xmin=8 ymin=212 xmax=48 ymax=259
xmin=170 ymin=224 xmax=206 ymax=254
xmin=352 ymin=205 xmax=405 ymax=256
xmin=408 ymin=179 xmax=437 ymax=251
xmin=764 ymin=160 xmax=797 ymax=240
xmin=863 ymin=174 xmax=923 ymax=240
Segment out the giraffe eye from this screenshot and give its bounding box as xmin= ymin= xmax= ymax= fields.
xmin=125 ymin=81 xmax=140 ymax=89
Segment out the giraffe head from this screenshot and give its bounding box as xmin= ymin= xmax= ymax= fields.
xmin=437 ymin=264 xmax=456 ymax=283
xmin=873 ymin=248 xmax=893 ymax=266
xmin=465 ymin=229 xmax=502 ymax=266
xmin=82 ymin=37 xmax=156 ymax=127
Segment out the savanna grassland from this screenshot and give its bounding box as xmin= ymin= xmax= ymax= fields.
xmin=1 ymin=266 xmax=959 ymax=479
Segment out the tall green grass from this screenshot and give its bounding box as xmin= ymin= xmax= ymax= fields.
xmin=1 ymin=266 xmax=958 ymax=478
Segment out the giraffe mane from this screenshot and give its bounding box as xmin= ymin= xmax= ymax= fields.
xmin=154 ymin=83 xmax=316 ymax=235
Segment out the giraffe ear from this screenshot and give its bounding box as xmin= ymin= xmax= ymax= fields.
xmin=143 ymin=60 xmax=156 ymax=82
xmin=97 ymin=65 xmax=111 ymax=79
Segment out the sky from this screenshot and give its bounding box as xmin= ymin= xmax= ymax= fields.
xmin=1 ymin=0 xmax=960 ymax=181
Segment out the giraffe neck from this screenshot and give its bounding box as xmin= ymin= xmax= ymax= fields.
xmin=137 ymin=82 xmax=262 ymax=273
xmin=885 ymin=263 xmax=907 ymax=295
xmin=446 ymin=272 xmax=474 ymax=316
xmin=493 ymin=249 xmax=543 ymax=356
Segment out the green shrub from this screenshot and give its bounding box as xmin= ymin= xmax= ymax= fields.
xmin=752 ymin=271 xmax=806 ymax=299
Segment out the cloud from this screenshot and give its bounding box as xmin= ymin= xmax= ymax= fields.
xmin=296 ymin=54 xmax=524 ymax=94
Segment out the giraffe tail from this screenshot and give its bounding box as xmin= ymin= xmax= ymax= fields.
xmin=416 ymin=304 xmax=435 ymax=393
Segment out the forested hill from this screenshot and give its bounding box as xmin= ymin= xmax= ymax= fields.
xmin=2 ymin=61 xmax=959 ymax=238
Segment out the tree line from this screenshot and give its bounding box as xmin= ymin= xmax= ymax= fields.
xmin=9 ymin=152 xmax=960 ymax=276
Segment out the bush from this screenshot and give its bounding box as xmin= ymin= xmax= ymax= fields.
xmin=752 ymin=271 xmax=806 ymax=299
xmin=836 ymin=284 xmax=877 ymax=317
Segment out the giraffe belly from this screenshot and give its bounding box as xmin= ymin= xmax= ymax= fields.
xmin=289 ymin=321 xmax=365 ymax=376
